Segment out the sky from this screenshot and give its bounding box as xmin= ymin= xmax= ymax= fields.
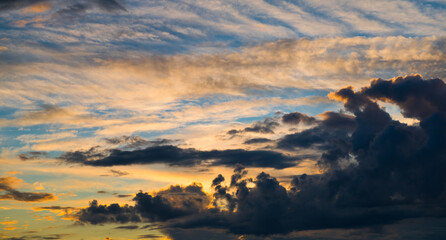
xmin=0 ymin=0 xmax=446 ymax=239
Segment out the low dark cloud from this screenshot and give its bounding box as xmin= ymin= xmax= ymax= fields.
xmin=104 ymin=136 xmax=174 ymax=149
xmin=282 ymin=112 xmax=317 ymax=125
xmin=137 ymin=234 xmax=163 ymax=239
xmin=115 ymin=225 xmax=139 ymax=230
xmin=227 ymin=118 xmax=279 ymax=135
xmin=76 ymin=200 xmax=140 ymax=224
xmin=0 ymin=177 xmax=56 ymax=202
xmin=116 ymin=194 xmax=132 ymax=198
xmin=243 ymin=138 xmax=272 ymax=144
xmin=73 ymin=76 xmax=446 ymax=237
xmin=77 ymin=183 xmax=210 ymax=224
xmin=59 ymin=145 xmax=298 ymax=169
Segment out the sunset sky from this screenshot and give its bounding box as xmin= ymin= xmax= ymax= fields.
xmin=1 ymin=0 xmax=446 ymax=239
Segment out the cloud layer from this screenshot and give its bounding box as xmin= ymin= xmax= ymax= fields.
xmin=71 ymin=75 xmax=446 ymax=237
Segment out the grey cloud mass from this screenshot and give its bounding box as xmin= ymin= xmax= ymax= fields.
xmin=73 ymin=76 xmax=446 ymax=237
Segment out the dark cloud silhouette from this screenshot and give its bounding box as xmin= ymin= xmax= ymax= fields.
xmin=104 ymin=136 xmax=174 ymax=149
xmin=59 ymin=145 xmax=297 ymax=169
xmin=137 ymin=234 xmax=163 ymax=239
xmin=33 ymin=206 xmax=78 ymax=215
xmin=361 ymin=74 xmax=446 ymax=120
xmin=0 ymin=177 xmax=56 ymax=202
xmin=243 ymin=138 xmax=272 ymax=144
xmin=117 ymin=194 xmax=132 ymax=198
xmin=76 ymin=200 xmax=140 ymax=224
xmin=282 ymin=112 xmax=317 ymax=125
xmin=77 ymin=183 xmax=210 ymax=225
xmin=227 ymin=118 xmax=279 ymax=135
xmin=319 ymin=111 xmax=356 ymax=130
xmin=114 ymin=225 xmax=139 ymax=230
xmin=134 ymin=183 xmax=210 ymax=222
xmin=73 ymin=76 xmax=446 ymax=237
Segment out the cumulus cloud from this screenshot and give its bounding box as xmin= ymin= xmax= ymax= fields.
xmin=72 ymin=75 xmax=446 ymax=236
xmin=76 ymin=183 xmax=210 ymax=224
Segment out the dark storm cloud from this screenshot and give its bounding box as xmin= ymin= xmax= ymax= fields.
xmin=59 ymin=145 xmax=297 ymax=169
xmin=277 ymin=126 xmax=350 ymax=149
xmin=73 ymin=76 xmax=446 ymax=236
xmin=282 ymin=112 xmax=317 ymax=125
xmin=319 ymin=111 xmax=356 ymax=130
xmin=361 ymin=74 xmax=446 ymax=120
xmin=0 ymin=177 xmax=56 ymax=202
xmin=76 ymin=200 xmax=141 ymax=224
xmin=77 ymin=183 xmax=210 ymax=224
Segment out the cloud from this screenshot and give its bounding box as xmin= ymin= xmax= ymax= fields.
xmin=76 ymin=183 xmax=210 ymax=224
xmin=227 ymin=118 xmax=280 ymax=135
xmin=361 ymin=74 xmax=446 ymax=120
xmin=0 ymin=176 xmax=56 ymax=202
xmin=282 ymin=112 xmax=317 ymax=125
xmin=76 ymin=200 xmax=140 ymax=225
xmin=59 ymin=145 xmax=298 ymax=169
xmin=22 ymin=2 xmax=52 ymax=13
xmin=72 ymin=75 xmax=446 ymax=236
xmin=114 ymin=225 xmax=139 ymax=230
xmin=243 ymin=138 xmax=272 ymax=145
xmin=18 ymin=151 xmax=48 ymax=161
xmin=50 ymin=0 xmax=126 ymax=23
xmin=103 ymin=136 xmax=176 ymax=149
xmin=0 ymin=0 xmax=48 ymax=12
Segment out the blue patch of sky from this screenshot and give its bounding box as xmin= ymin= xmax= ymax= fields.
xmin=0 ymin=107 xmax=18 ymax=119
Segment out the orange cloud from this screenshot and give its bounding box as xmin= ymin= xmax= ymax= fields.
xmin=23 ymin=3 xmax=52 ymax=14
xmin=0 ymin=220 xmax=18 ymax=225
xmin=13 ymin=16 xmax=46 ymax=27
